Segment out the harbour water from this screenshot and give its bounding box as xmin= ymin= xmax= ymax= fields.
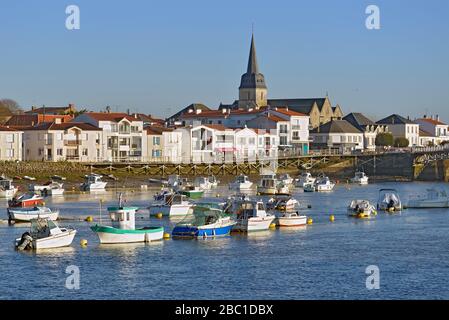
xmin=1 ymin=181 xmax=449 ymax=300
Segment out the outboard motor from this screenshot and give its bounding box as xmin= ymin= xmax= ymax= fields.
xmin=16 ymin=232 xmax=33 ymax=251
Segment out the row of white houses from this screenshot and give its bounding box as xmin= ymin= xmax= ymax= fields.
xmin=1 ymin=111 xmax=448 ymax=162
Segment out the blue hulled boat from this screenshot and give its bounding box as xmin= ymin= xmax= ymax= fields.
xmin=172 ymin=206 xmax=235 ymax=239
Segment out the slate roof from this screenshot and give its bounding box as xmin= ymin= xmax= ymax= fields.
xmin=311 ymin=120 xmax=362 ymax=134
xmin=376 ymin=114 xmax=414 ymax=125
xmin=267 ymin=98 xmax=327 ymax=113
xmin=239 ymin=34 xmax=267 ymax=90
xmin=343 ymin=113 xmax=377 ymax=131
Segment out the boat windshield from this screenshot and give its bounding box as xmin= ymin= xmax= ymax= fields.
xmin=178 ymin=207 xmax=224 ymax=226
xmin=30 ymin=218 xmax=58 ymax=238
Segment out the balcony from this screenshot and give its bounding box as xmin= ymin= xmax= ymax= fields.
xmin=64 ymin=140 xmax=81 ymax=146
xmin=291 ymin=125 xmax=301 ymax=130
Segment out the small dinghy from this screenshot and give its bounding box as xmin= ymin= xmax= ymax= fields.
xmin=29 ymin=180 xmax=64 ymax=196
xmin=0 ymin=174 xmax=18 ymax=198
xmin=347 ymin=200 xmax=377 ymax=218
xmin=15 ymin=218 xmax=76 ymax=250
xmin=172 ymin=205 xmax=235 ymax=239
xmin=7 ymin=206 xmax=59 ymax=223
xmin=377 ymin=189 xmax=402 ymax=212
xmin=80 ymin=174 xmax=107 ymax=191
xmin=407 ymin=188 xmax=449 ymax=208
xmin=91 ymin=194 xmax=164 ymax=244
xmin=276 ymin=211 xmax=307 ymax=227
xmin=8 ymin=192 xmax=44 ymax=208
xmin=266 ymin=196 xmax=299 ymax=212
xmin=226 ymin=197 xmax=275 ymax=232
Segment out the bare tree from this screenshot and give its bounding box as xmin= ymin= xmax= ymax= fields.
xmin=0 ymin=99 xmax=24 ymax=115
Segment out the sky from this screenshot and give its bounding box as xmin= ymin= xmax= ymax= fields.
xmin=1 ymin=0 xmax=448 ymax=120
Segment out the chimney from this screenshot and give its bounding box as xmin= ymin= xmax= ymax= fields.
xmin=127 ymin=109 xmax=130 ymax=115
xmin=31 ymin=106 xmax=36 ymax=111
xmin=437 ymin=115 xmax=440 ymax=122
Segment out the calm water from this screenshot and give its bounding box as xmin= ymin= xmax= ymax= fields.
xmin=1 ymin=182 xmax=449 ymax=300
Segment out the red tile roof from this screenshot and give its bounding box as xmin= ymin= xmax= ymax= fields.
xmin=273 ymin=108 xmax=307 ymax=117
xmin=0 ymin=125 xmax=19 ymax=132
xmin=179 ymin=107 xmax=267 ymax=119
xmin=23 ymin=122 xmax=101 ymax=131
xmin=5 ymin=114 xmax=73 ymax=127
xmin=417 ymin=118 xmax=447 ymax=126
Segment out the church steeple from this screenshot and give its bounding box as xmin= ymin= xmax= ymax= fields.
xmin=247 ymin=34 xmax=259 ymax=74
xmin=238 ymin=33 xmax=268 ymax=109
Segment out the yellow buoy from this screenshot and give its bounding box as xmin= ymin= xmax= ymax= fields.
xmin=307 ymin=218 xmax=313 ymax=225
xmin=388 ymin=207 xmax=395 ymax=213
xmin=85 ymin=216 xmax=93 ymax=222
xmin=329 ymin=215 xmax=335 ymax=222
xmin=269 ymin=223 xmax=276 ymax=229
xmin=155 ymin=213 xmax=163 ymax=219
xmin=80 ymin=239 xmax=88 ymax=247
xmin=163 ymin=233 xmax=171 ymax=239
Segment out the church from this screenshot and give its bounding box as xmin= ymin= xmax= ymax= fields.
xmin=170 ymin=34 xmax=344 ymax=129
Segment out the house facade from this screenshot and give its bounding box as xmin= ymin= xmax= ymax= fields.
xmin=344 ymin=113 xmax=389 ymax=151
xmin=74 ymin=112 xmax=146 ymax=162
xmin=415 ymin=116 xmax=449 ymax=145
xmin=0 ymin=126 xmax=23 ymax=161
xmin=22 ymin=121 xmax=101 ymax=162
xmin=376 ymin=114 xmax=420 ymax=147
xmin=310 ymin=120 xmax=364 ymax=154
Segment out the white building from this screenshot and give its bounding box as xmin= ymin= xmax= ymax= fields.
xmin=145 ymin=126 xmax=182 ymax=163
xmin=22 ymin=121 xmax=102 ymax=162
xmin=376 ymin=114 xmax=420 ymax=147
xmin=74 ymin=112 xmax=146 ymax=162
xmin=310 ymin=120 xmax=364 ymax=154
xmin=343 ymin=113 xmax=389 ymax=151
xmin=415 ymin=116 xmax=449 ymax=145
xmin=234 ymin=127 xmax=278 ymax=162
xmin=0 ymin=126 xmax=23 ymax=161
xmin=246 ymin=113 xmax=291 ymax=148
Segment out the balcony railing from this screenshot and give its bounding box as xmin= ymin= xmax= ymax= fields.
xmin=64 ymin=140 xmax=81 ymax=146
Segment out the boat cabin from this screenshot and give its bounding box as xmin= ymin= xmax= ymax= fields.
xmin=234 ymin=200 xmax=268 ymax=219
xmin=85 ymin=174 xmax=104 ymax=184
xmin=108 ymin=206 xmax=138 ymax=230
xmin=164 ymin=193 xmax=188 ymax=205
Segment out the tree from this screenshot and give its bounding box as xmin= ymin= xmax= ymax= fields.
xmin=394 ymin=137 xmax=410 ymax=148
xmin=0 ymin=99 xmax=23 ymax=115
xmin=375 ymin=132 xmax=394 ymax=147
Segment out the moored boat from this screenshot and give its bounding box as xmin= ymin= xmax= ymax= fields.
xmin=351 ymin=171 xmax=369 ymax=185
xmin=295 ymin=172 xmax=316 ymax=188
xmin=0 ymin=174 xmax=18 ymax=198
xmin=276 ymin=211 xmax=307 ymax=227
xmin=407 ymin=188 xmax=449 ymax=208
xmin=8 ymin=206 xmax=59 ymax=223
xmin=80 ymin=174 xmax=107 ymax=191
xmin=347 ymin=200 xmax=377 ymax=218
xmin=314 ymin=175 xmax=335 ymax=192
xmin=29 ymin=180 xmax=64 ymax=196
xmin=91 ymin=194 xmax=164 ymax=244
xmin=193 ymin=176 xmax=219 ymax=190
xmin=229 ymin=175 xmax=253 ymax=191
xmin=226 ymin=197 xmax=275 ymax=232
xmin=15 ymin=218 xmax=76 ymax=250
xmin=148 ymin=193 xmax=193 ymax=217
xmin=178 ymin=185 xmax=204 ymax=199
xmin=172 ymin=205 xmax=235 ymax=239
xmin=377 ymin=188 xmax=402 ymax=212
xmin=8 ymin=192 xmax=44 ymax=208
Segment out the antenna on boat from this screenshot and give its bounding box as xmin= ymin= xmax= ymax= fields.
xmin=99 ymin=199 xmax=103 ymax=224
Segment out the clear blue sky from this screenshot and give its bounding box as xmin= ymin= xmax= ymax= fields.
xmin=1 ymin=0 xmax=448 ymax=121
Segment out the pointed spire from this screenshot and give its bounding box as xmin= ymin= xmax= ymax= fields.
xmin=246 ymin=34 xmax=259 ymax=74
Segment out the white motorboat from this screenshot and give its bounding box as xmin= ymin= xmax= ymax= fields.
xmin=407 ymin=189 xmax=449 ymax=208
xmin=276 ymin=211 xmax=307 ymax=227
xmin=226 ymin=197 xmax=275 ymax=232
xmin=7 ymin=206 xmax=59 ymax=223
xmin=266 ymin=196 xmax=299 ymax=212
xmin=257 ymin=173 xmax=278 ymax=195
xmin=377 ymin=188 xmax=402 ymax=212
xmin=295 ymin=172 xmax=316 ymax=188
xmin=0 ymin=175 xmax=18 ymax=198
xmin=194 ymin=176 xmax=219 ymax=190
xmin=148 ymin=193 xmax=193 ymax=217
xmin=229 ymin=175 xmax=253 ymax=191
xmin=277 ymin=173 xmax=294 ymax=186
xmin=15 ymin=218 xmax=76 ymax=250
xmin=314 ymin=175 xmax=335 ymax=192
xmin=29 ymin=180 xmax=64 ymax=196
xmin=347 ymin=200 xmax=377 ymax=218
xmin=80 ymin=174 xmax=107 ymax=191
xmin=351 ymin=171 xmax=369 ymax=185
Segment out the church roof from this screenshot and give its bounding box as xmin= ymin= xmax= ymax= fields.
xmin=267 ymin=98 xmax=327 ymax=113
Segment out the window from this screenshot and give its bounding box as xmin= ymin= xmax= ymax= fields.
xmin=280 ymin=136 xmax=288 ymax=145
xmin=292 ymin=131 xmax=300 ymax=140
xmin=6 ymin=134 xmax=14 ymax=143
xmin=57 ymin=149 xmax=63 ymax=156
xmin=153 ymin=136 xmax=161 ymax=145
xmin=152 ymin=150 xmax=162 ymax=157
xmin=279 ymin=125 xmax=288 ymax=134
xmin=249 ymin=137 xmax=255 ymax=145
xmin=82 ymin=149 xmax=88 ymax=156
xmin=131 ymin=126 xmax=139 ymax=133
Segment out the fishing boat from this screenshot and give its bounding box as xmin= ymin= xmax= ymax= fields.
xmin=407 ymin=188 xmax=449 ymax=208
xmin=178 ymin=185 xmax=204 ymax=199
xmin=8 ymin=192 xmax=44 ymax=208
xmin=15 ymin=218 xmax=76 ymax=250
xmin=277 ymin=173 xmax=294 ymax=186
xmin=257 ymin=172 xmax=278 ymax=195
xmin=377 ymin=189 xmax=402 ymax=212
xmin=172 ymin=205 xmax=235 ymax=239
xmin=229 ymin=175 xmax=253 ymax=191
xmin=193 ymin=176 xmax=219 ymax=190
xmin=153 ymin=188 xmax=174 ymax=201
xmin=347 ymin=200 xmax=377 ymax=218
xmin=0 ymin=175 xmax=18 ymax=198
xmin=29 ymin=180 xmax=64 ymax=196
xmin=295 ymin=172 xmax=316 ymax=188
xmin=351 ymin=171 xmax=369 ymax=185
xmin=266 ymin=196 xmax=299 ymax=212
xmin=148 ymin=193 xmax=193 ymax=217
xmin=7 ymin=206 xmax=59 ymax=223
xmin=314 ymin=175 xmax=335 ymax=192
xmin=276 ymin=211 xmax=307 ymax=227
xmin=91 ymin=194 xmax=164 ymax=244
xmin=303 ymin=182 xmax=316 ymax=192
xmin=226 ymin=197 xmax=275 ymax=232
xmin=80 ymin=174 xmax=107 ymax=191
